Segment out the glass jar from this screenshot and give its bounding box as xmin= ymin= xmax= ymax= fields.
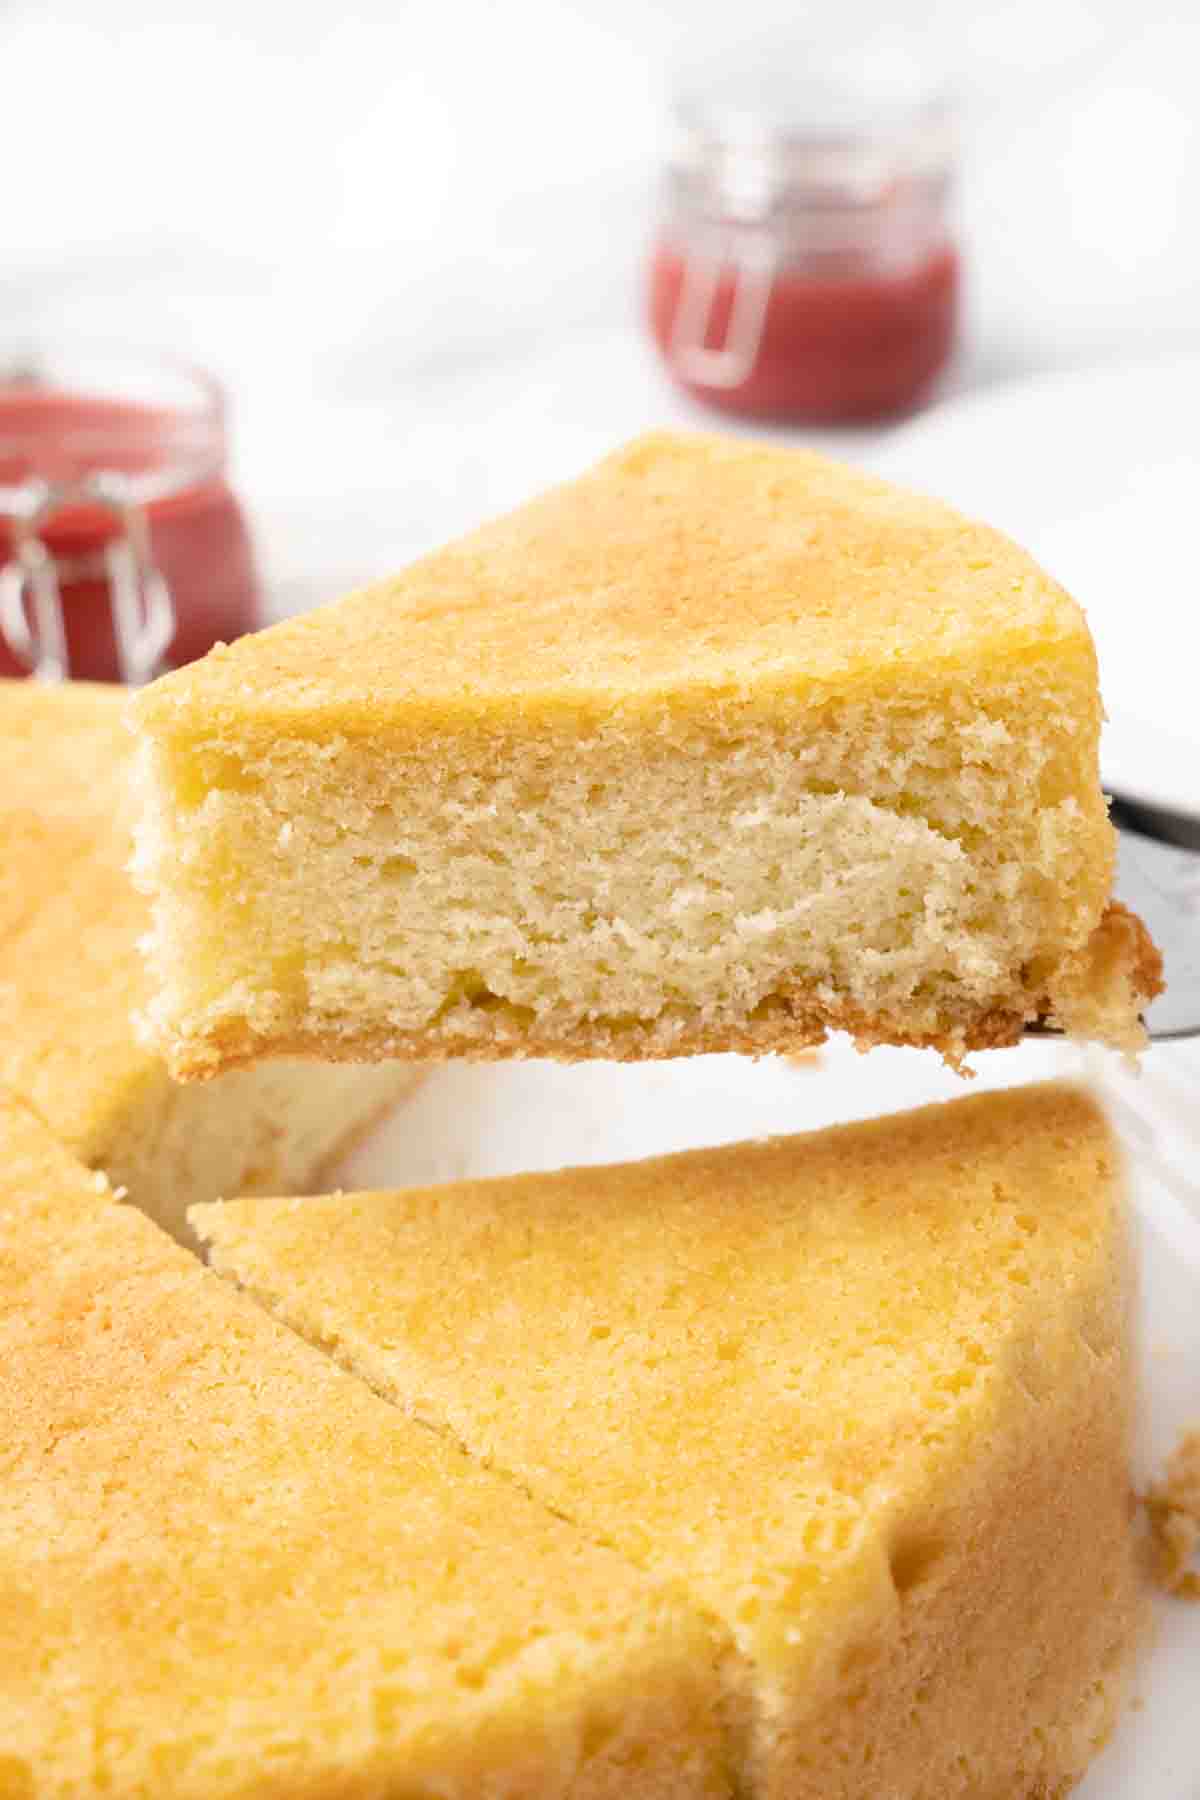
xmin=0 ymin=347 xmax=261 ymax=682
xmin=647 ymin=49 xmax=960 ymax=425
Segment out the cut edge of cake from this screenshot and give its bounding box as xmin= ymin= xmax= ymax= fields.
xmin=0 ymin=676 xmax=423 ymax=1239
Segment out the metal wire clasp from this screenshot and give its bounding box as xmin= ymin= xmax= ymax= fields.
xmin=667 ymin=230 xmax=777 ymax=389
xmin=0 ymin=479 xmax=175 ymax=685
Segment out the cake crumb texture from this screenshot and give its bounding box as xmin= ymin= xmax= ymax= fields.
xmin=196 ymin=1081 xmax=1144 ymax=1799
xmin=0 ymin=677 xmax=418 ymax=1239
xmin=0 ymin=1092 xmax=729 ymax=1800
xmin=131 ymin=432 xmax=1156 ymax=1081
xmin=1145 ymin=1431 xmax=1200 ymax=1599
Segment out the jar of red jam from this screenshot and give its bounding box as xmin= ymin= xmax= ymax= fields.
xmin=0 ymin=348 xmax=260 ymax=683
xmin=648 ymin=52 xmax=960 ymax=425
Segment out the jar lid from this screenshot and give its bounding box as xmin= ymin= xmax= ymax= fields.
xmin=668 ymin=38 xmax=954 ymax=220
xmin=0 ymin=346 xmax=231 ymax=684
xmin=0 ymin=346 xmax=225 ymax=518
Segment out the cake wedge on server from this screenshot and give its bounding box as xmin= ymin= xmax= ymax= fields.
xmin=195 ymin=1083 xmax=1144 ymax=1800
xmin=0 ymin=678 xmax=419 ymax=1239
xmin=132 ymin=432 xmax=1159 ymax=1079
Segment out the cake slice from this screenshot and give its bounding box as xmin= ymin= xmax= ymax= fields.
xmin=0 ymin=1092 xmax=729 ymax=1800
xmin=196 ymin=1084 xmax=1144 ymax=1800
xmin=131 ymin=432 xmax=1158 ymax=1080
xmin=0 ymin=678 xmax=419 ymax=1240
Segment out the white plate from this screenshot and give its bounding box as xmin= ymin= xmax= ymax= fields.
xmin=335 ymin=1041 xmax=1200 ymax=1799
xmin=878 ymin=353 xmax=1200 ymax=820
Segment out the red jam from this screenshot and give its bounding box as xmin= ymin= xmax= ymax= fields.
xmin=0 ymin=383 xmax=260 ymax=682
xmin=649 ymin=241 xmax=960 ymax=424
xmin=650 ymin=47 xmax=960 ymax=428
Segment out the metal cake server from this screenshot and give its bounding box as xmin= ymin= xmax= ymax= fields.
xmin=1106 ymin=793 xmax=1200 ymax=1043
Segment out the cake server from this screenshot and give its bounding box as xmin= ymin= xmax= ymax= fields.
xmin=1110 ymin=793 xmax=1199 ymax=1042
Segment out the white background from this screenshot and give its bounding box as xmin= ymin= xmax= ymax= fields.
xmin=5 ymin=0 xmax=1200 ymax=556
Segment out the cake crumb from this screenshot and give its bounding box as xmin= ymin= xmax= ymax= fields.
xmin=1144 ymin=1432 xmax=1200 ymax=1599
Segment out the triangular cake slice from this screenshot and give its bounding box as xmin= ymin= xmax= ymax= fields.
xmin=0 ymin=678 xmax=419 ymax=1240
xmin=133 ymin=433 xmax=1158 ymax=1079
xmin=0 ymin=1093 xmax=728 ymax=1798
xmin=196 ymin=1084 xmax=1144 ymax=1799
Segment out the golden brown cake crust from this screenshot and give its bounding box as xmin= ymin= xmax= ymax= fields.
xmin=0 ymin=680 xmax=154 ymax=1148
xmin=1046 ymin=900 xmax=1163 ymax=1039
xmin=0 ymin=1093 xmax=729 ymax=1799
xmin=195 ymin=1083 xmax=1145 ymax=1800
xmin=166 ymin=900 xmax=1158 ymax=1081
xmin=163 ymin=990 xmax=1019 ymax=1079
xmin=1109 ymin=898 xmax=1165 ymax=999
xmin=134 ymin=431 xmax=1098 ymax=735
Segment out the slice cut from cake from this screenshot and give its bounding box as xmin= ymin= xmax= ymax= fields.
xmin=0 ymin=1093 xmax=729 ymax=1800
xmin=132 ymin=432 xmax=1159 ymax=1080
xmin=0 ymin=678 xmax=419 ymax=1240
xmin=196 ymin=1084 xmax=1144 ymax=1800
